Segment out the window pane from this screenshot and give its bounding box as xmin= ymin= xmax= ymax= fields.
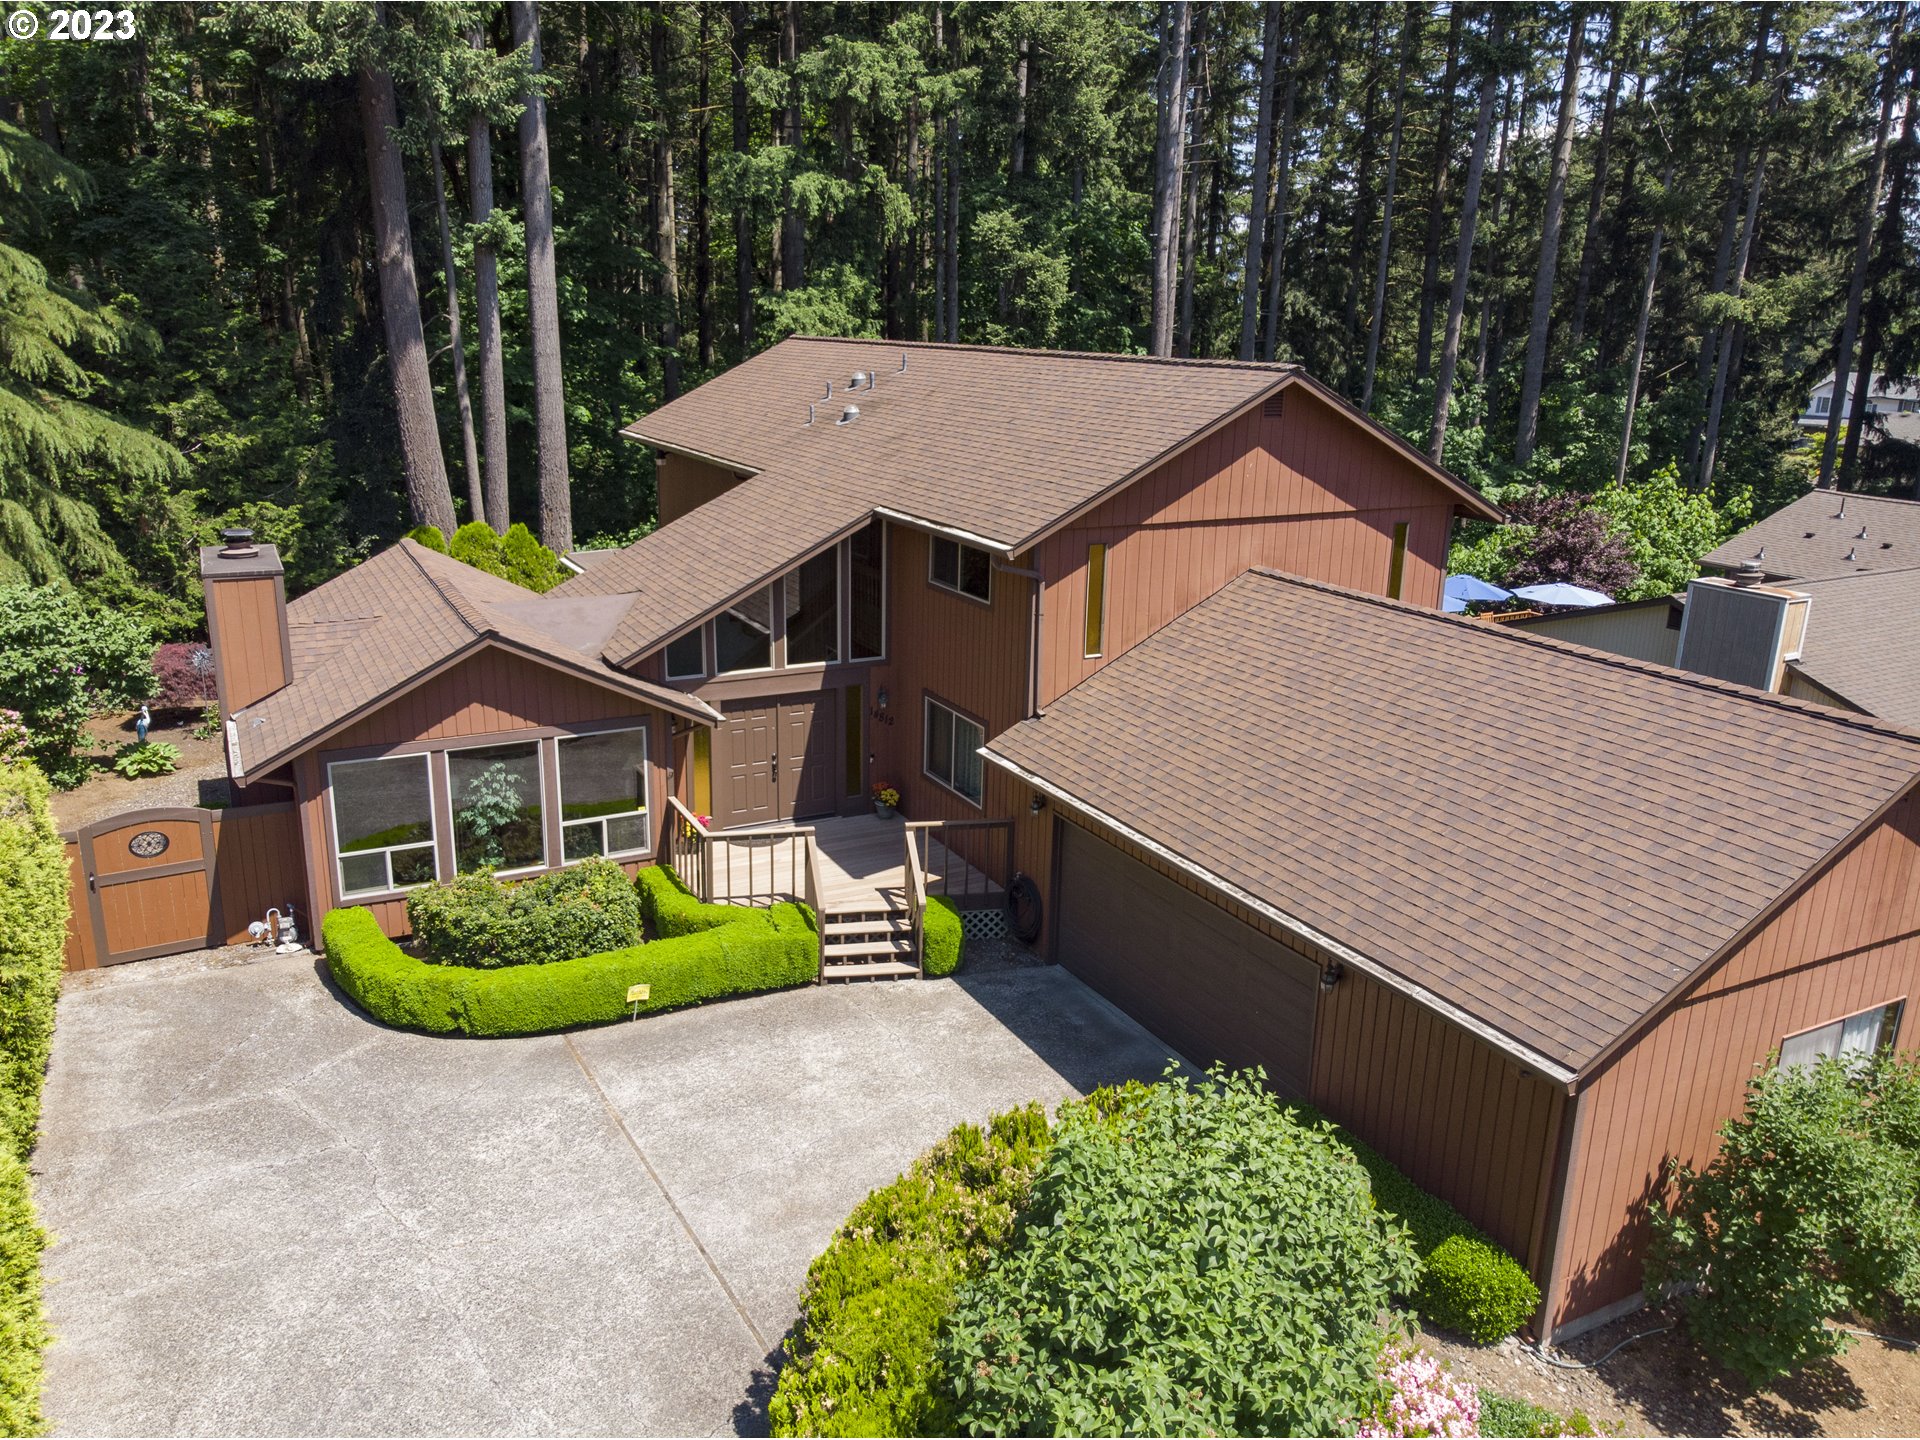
xmin=715 ymin=587 xmax=773 ymax=671
xmin=665 ymin=629 xmax=704 ymax=679
xmin=390 ymin=844 xmax=438 ymax=888
xmin=340 ymin=851 xmax=388 ymax=896
xmin=927 ymin=701 xmax=954 ymax=785
xmin=850 ymin=521 xmax=885 ymax=659
xmin=1781 ymin=1021 xmax=1839 ymax=1070
xmin=1839 ymin=1006 xmax=1889 ymax=1063
xmin=931 ymin=537 xmax=959 ymax=589
xmin=1084 ymin=543 xmax=1106 ymax=657
xmin=559 ymin=729 xmax=648 ymax=821
xmin=450 ymin=741 xmax=545 ymax=873
xmin=606 ymin=814 xmax=650 ymax=854
xmin=563 ymin=823 xmax=604 ymax=861
xmin=954 ymin=716 xmax=985 ymax=803
xmin=784 ymin=550 xmax=839 ymax=665
xmin=333 ymin=755 xmax=433 ymax=853
xmin=960 ymin=544 xmax=992 ymax=601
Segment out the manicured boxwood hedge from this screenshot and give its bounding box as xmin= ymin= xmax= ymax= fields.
xmin=0 ymin=761 xmax=66 ymax=1435
xmin=327 ymin=867 xmax=819 ymax=1036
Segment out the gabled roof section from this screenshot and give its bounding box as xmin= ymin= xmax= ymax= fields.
xmin=563 ymin=337 xmax=1498 ymax=665
xmin=229 ymin=541 xmax=718 ymax=781
xmin=1703 ymin=489 xmax=1920 ymax=580
xmin=983 ymin=569 xmax=1920 ymax=1079
xmin=1786 ymin=566 xmax=1920 ymax=728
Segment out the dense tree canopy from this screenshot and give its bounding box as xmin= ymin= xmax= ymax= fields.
xmin=1 ymin=1 xmax=1915 ymax=631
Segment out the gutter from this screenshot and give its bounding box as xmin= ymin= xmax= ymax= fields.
xmin=981 ymin=748 xmax=1578 ymax=1086
xmin=872 ymin=506 xmax=1020 ymax=560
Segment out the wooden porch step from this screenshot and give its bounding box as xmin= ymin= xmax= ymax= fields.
xmin=824 ymin=938 xmax=915 ymax=958
xmin=821 ymin=960 xmax=921 ymax=980
xmin=824 ymin=916 xmax=910 ymax=937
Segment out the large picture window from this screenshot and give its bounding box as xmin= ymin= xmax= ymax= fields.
xmin=715 ymin=586 xmax=774 ymax=672
xmin=331 ymin=754 xmax=437 ymax=898
xmin=559 ymin=728 xmax=652 ymax=860
xmin=924 ymin=696 xmax=985 ymax=805
xmin=849 ymin=519 xmax=886 ymax=660
xmin=929 ymin=536 xmax=991 ymax=603
xmin=1780 ymin=1001 xmax=1904 ymax=1071
xmin=784 ymin=549 xmax=840 ymax=666
xmin=449 ymin=741 xmax=546 ymax=874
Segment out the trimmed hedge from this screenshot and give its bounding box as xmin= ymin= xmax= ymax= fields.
xmin=0 ymin=761 xmax=66 ymax=1435
xmin=328 ymin=868 xmax=818 ymax=1036
xmin=921 ymin=897 xmax=962 ymax=977
xmin=406 ymin=860 xmax=640 ymax=968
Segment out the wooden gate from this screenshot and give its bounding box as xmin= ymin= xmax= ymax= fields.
xmin=63 ymin=803 xmax=308 ymax=970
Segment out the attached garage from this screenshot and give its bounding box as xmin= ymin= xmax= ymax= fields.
xmin=1053 ymin=819 xmax=1319 ymax=1097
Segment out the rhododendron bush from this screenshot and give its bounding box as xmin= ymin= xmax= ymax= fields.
xmin=1358 ymin=1347 xmax=1481 ymax=1438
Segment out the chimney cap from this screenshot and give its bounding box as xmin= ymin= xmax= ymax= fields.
xmin=219 ymin=527 xmax=258 ymax=558
xmin=1731 ymin=559 xmax=1766 ymax=587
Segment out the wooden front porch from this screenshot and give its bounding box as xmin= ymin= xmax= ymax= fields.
xmin=664 ymin=802 xmax=1008 ymax=981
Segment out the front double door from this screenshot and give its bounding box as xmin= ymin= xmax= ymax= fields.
xmin=716 ymin=695 xmax=835 ymax=829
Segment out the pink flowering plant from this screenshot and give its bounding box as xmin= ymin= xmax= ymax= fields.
xmin=1356 ymin=1346 xmax=1482 ymax=1438
xmin=0 ymin=710 xmax=29 ymax=766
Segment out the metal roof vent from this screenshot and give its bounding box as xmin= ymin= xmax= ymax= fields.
xmin=850 ymin=371 xmax=871 ymax=390
xmin=838 ymin=404 xmax=860 ymax=425
xmin=1846 ymin=546 xmax=1859 ymax=562
xmin=219 ymin=527 xmax=259 ymax=559
xmin=1731 ymin=559 xmax=1766 ymax=587
xmin=1857 ymin=525 xmax=1869 ymax=539
xmin=1837 ymin=497 xmax=1848 ymax=519
xmin=1753 ymin=545 xmax=1766 ymax=561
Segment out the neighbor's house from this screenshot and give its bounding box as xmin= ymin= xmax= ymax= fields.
xmin=1800 ymin=369 xmax=1920 ymax=429
xmin=981 ymin=569 xmax=1920 ymax=1342
xmin=1517 ymin=490 xmax=1920 ymax=728
xmin=197 ymin=337 xmax=1495 ymax=946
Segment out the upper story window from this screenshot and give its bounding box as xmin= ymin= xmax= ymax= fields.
xmin=930 ymin=536 xmax=992 ymax=604
xmin=1387 ymin=522 xmax=1409 ymax=601
xmin=1083 ymin=543 xmax=1107 ymax=658
xmin=715 ymin=586 xmax=774 ymax=673
xmin=784 ymin=549 xmax=840 ymax=666
xmin=331 ymin=753 xmax=438 ymax=899
xmin=448 ymin=740 xmax=547 ymax=875
xmin=1813 ymin=394 xmax=1832 ymax=415
xmin=1780 ymin=1000 xmax=1904 ymax=1072
xmin=850 ymin=519 xmax=886 ymax=660
xmin=664 ymin=628 xmax=705 ymax=680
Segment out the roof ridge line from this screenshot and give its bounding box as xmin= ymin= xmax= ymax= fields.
xmin=785 ymin=334 xmax=1304 ymax=374
xmin=1242 ymin=566 xmax=1920 ymax=748
xmin=1792 ymin=562 xmax=1920 ymax=588
xmin=399 ymin=539 xmax=491 ymax=638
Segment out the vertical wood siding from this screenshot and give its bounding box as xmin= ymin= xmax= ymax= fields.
xmin=872 ymin=525 xmax=1032 ymax=829
xmin=1036 ymin=389 xmax=1457 ymax=705
xmin=1549 ymin=788 xmax=1920 ymax=1331
xmin=657 ymin=453 xmax=748 ymax=526
xmin=1312 ymin=969 xmax=1565 ymax=1268
xmin=207 ymin=575 xmax=290 ymax=713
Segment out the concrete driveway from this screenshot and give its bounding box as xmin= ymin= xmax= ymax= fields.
xmin=35 ymin=949 xmax=1172 ymax=1436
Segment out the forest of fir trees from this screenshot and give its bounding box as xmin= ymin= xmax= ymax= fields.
xmin=1 ymin=0 xmax=1917 ymax=635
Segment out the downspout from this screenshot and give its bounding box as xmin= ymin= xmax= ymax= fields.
xmin=1532 ymin=1079 xmax=1587 ymax=1342
xmin=995 ymin=559 xmax=1045 ymax=719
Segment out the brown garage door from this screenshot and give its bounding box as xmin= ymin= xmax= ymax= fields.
xmin=1055 ymin=821 xmax=1318 ymax=1096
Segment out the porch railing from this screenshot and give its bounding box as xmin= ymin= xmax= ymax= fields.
xmin=666 ymin=797 xmax=817 ymax=909
xmin=804 ymin=836 xmax=828 ymax=983
xmin=666 ymin=798 xmax=713 ymax=900
xmin=905 ymin=818 xmax=1013 ymax=905
xmin=904 ymin=838 xmax=928 ymax=979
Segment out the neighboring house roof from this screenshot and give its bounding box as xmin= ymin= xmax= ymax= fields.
xmin=982 ymin=569 xmax=1920 ymax=1081
xmin=230 ymin=541 xmax=718 ymax=781
xmin=1702 ymin=489 xmax=1920 ymax=579
xmin=1785 ymin=566 xmax=1920 ymax=728
xmin=559 ymin=337 xmax=1500 ymax=666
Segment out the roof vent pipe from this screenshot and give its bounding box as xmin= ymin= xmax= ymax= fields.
xmin=1857 ymin=525 xmax=1869 ymax=539
xmin=806 ymin=403 xmax=815 ymax=426
xmin=838 ymin=405 xmax=860 ymax=425
xmin=219 ymin=527 xmax=259 ymax=559
xmin=851 ymin=371 xmax=871 ymax=390
xmin=1731 ymin=559 xmax=1765 ymax=587
xmin=1846 ymin=547 xmax=1859 ymax=562
xmin=1837 ymin=498 xmax=1848 ymax=519
xmin=898 ymin=351 xmax=908 ymax=373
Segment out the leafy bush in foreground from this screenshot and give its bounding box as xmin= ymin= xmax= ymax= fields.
xmin=770 ymin=1104 xmax=1052 ymax=1437
xmin=1648 ymin=1051 xmax=1920 ymax=1385
xmin=1478 ymin=1390 xmax=1596 ymax=1438
xmin=0 ymin=586 xmax=157 ymax=787
xmin=937 ymin=1068 xmax=1418 ymax=1437
xmin=112 ymin=740 xmax=180 ymax=779
xmin=406 ymin=860 xmax=640 ymax=968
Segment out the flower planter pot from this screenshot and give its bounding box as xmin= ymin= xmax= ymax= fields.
xmin=873 ymin=802 xmax=896 ymax=820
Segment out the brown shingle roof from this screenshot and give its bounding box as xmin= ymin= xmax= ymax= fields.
xmin=983 ymin=569 xmax=1920 ymax=1077
xmin=561 ymin=337 xmax=1498 ymax=665
xmin=231 ymin=541 xmax=716 ymax=780
xmin=1786 ymin=566 xmax=1920 ymax=728
xmin=1703 ymin=489 xmax=1920 ymax=580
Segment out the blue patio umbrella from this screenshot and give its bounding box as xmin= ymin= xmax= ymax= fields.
xmin=1511 ymin=581 xmax=1613 ymax=609
xmin=1441 ymin=573 xmax=1514 ymax=613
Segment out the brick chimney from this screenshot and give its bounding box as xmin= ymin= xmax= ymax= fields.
xmin=200 ymin=529 xmax=292 ymax=723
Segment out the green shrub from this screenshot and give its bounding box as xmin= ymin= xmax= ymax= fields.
xmin=1648 ymin=1052 xmax=1920 ymax=1385
xmin=501 ymin=522 xmax=564 ymax=592
xmin=406 ymin=525 xmax=448 ymax=552
xmin=1480 ymin=1391 xmax=1596 ymax=1438
xmin=0 ymin=586 xmax=157 ymax=787
xmin=0 ymin=762 xmax=66 ymax=1435
xmin=0 ymin=1153 xmax=47 ymax=1436
xmin=328 ymin=873 xmax=818 ymax=1036
xmin=637 ymin=864 xmax=760 ymax=936
xmin=0 ymin=763 xmax=66 ymax=1159
xmin=937 ymin=1067 xmax=1418 ymax=1437
xmin=405 ymin=860 xmax=640 ymax=969
xmin=111 ymin=740 xmax=180 ymax=779
xmin=921 ymin=897 xmax=962 ymax=977
xmin=771 ymin=1104 xmax=1052 ymax=1438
